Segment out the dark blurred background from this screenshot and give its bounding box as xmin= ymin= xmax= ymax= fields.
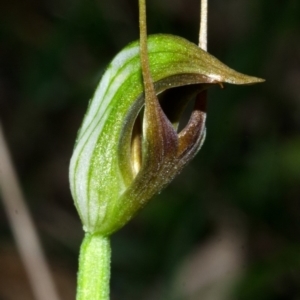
xmin=1 ymin=0 xmax=300 ymax=299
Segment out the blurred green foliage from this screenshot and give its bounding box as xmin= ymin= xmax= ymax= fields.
xmin=0 ymin=0 xmax=300 ymax=299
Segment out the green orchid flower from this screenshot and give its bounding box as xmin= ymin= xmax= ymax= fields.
xmin=69 ymin=34 xmax=263 ymax=236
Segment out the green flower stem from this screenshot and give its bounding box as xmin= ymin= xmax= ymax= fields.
xmin=77 ymin=234 xmax=111 ymax=300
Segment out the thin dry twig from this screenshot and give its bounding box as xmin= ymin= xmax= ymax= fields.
xmin=199 ymin=0 xmax=208 ymax=50
xmin=0 ymin=122 xmax=60 ymax=300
